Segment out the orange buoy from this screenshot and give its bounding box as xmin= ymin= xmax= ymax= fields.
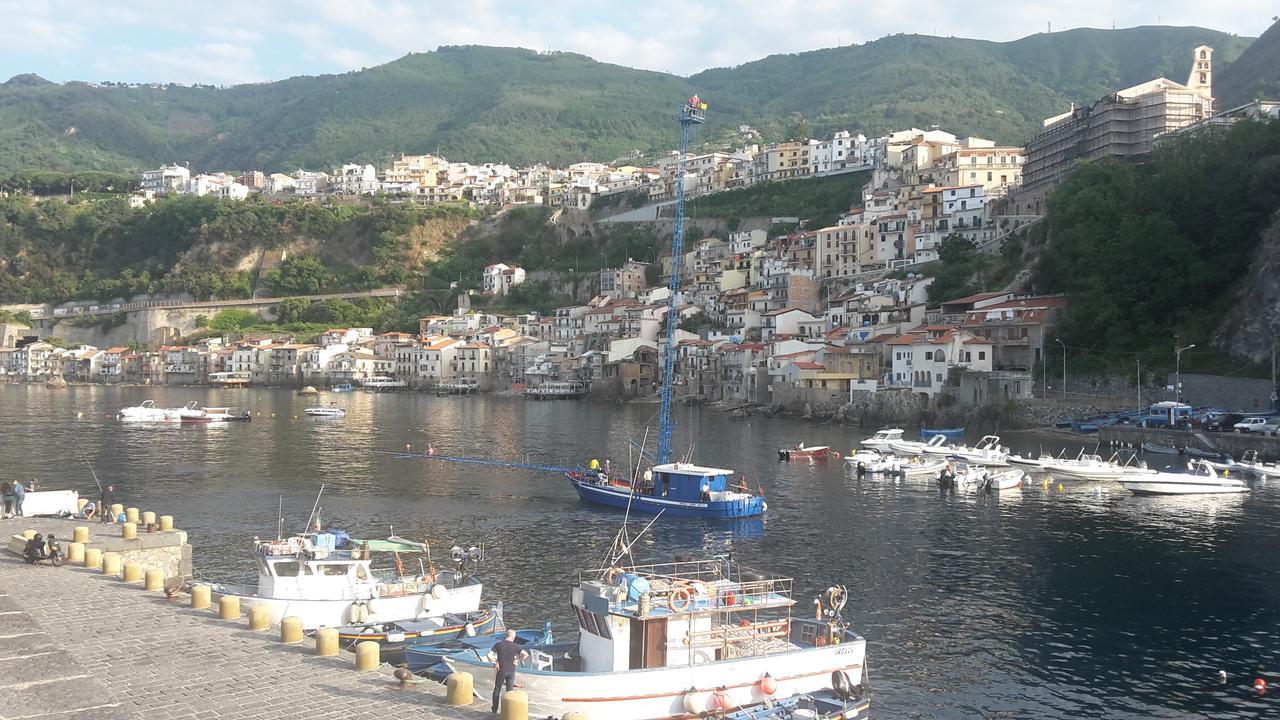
xmin=712 ymin=688 xmax=732 ymax=711
xmin=1254 ymin=678 xmax=1267 ymax=691
xmin=668 ymin=588 xmax=692 ymax=612
xmin=759 ymin=673 xmax=778 ymax=695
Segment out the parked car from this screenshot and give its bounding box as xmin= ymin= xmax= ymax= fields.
xmin=1204 ymin=413 xmax=1245 ymax=432
xmin=1260 ymin=418 xmax=1280 ymax=434
xmin=1234 ymin=417 xmax=1270 ymax=433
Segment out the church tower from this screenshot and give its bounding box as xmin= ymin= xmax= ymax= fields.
xmin=1187 ymin=45 xmax=1213 ymax=101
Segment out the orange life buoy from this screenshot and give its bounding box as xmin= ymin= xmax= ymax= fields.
xmin=669 ymin=587 xmax=692 ymax=612
xmin=720 ymin=589 xmax=737 ymax=607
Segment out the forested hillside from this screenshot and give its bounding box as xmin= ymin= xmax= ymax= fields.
xmin=0 ymin=26 xmax=1252 ymax=174
xmin=1215 ymin=19 xmax=1280 ymax=106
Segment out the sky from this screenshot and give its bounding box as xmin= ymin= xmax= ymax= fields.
xmin=0 ymin=0 xmax=1273 ymax=86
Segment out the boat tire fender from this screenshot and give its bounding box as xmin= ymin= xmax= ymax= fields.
xmin=832 ymin=669 xmax=856 ymax=700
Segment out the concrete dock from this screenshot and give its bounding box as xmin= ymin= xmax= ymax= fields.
xmin=0 ymin=518 xmax=493 ymax=720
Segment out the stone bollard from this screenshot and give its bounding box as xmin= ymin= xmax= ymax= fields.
xmin=83 ymin=547 xmax=103 ymax=569
xmin=141 ymin=511 xmax=156 ymax=525
xmin=354 ymin=641 xmax=380 ymax=671
xmin=67 ymin=542 xmax=85 ymax=564
xmin=445 ymin=672 xmax=474 ymax=706
xmin=280 ymin=616 xmax=304 ymax=644
xmin=248 ymin=605 xmax=270 ymax=631
xmin=122 ymin=562 xmax=143 ymax=583
xmin=562 ymin=713 xmax=591 ymax=720
xmin=21 ymin=529 xmax=35 ymax=540
xmin=121 ymin=522 xmax=137 ymax=540
xmin=101 ymin=552 xmax=122 ymax=577
xmin=124 ymin=507 xmax=139 ymax=524
xmin=144 ymin=569 xmax=164 ymax=592
xmin=110 ymin=503 xmax=123 ymax=521
xmin=76 ymin=498 xmax=88 ymax=513
xmin=73 ymin=526 xmax=89 ymax=543
xmin=159 ymin=515 xmax=174 ymax=531
xmin=500 ymin=689 xmax=529 ymax=720
xmin=218 ymin=596 xmax=241 ymax=621
xmin=314 ymin=626 xmax=338 ymax=655
xmin=191 ymin=584 xmax=211 ymax=609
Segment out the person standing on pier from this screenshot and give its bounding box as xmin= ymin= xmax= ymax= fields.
xmin=99 ymin=484 xmax=116 ymax=524
xmin=1 ymin=482 xmax=13 ymax=518
xmin=12 ymin=479 xmax=25 ymax=517
xmin=490 ymin=628 xmax=529 ymax=713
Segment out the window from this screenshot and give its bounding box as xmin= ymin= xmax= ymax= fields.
xmin=987 ymin=172 xmax=992 ymax=181
xmin=936 ymin=373 xmax=942 ymax=382
xmin=319 ymin=564 xmax=348 ymax=576
xmin=978 ymin=351 xmax=986 ymax=361
xmin=924 ymin=351 xmax=932 ymax=360
xmin=273 ymin=562 xmax=301 ymax=577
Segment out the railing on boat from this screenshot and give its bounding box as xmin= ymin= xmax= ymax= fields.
xmin=584 ymin=559 xmax=796 ymax=614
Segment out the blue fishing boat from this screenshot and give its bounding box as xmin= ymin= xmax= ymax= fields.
xmin=330 ymin=383 xmax=355 ymax=392
xmin=564 ymin=101 xmax=767 ymax=520
xmin=919 ymin=427 xmax=964 ymax=441
xmin=407 ymin=625 xmax=552 ymax=677
xmin=333 ymin=605 xmax=503 ymax=664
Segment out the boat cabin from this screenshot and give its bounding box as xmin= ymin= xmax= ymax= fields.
xmin=251 ymin=534 xmax=465 ymax=601
xmin=1144 ymin=401 xmax=1193 ymax=428
xmin=566 ymin=559 xmax=833 ymax=673
xmin=643 ymin=463 xmax=747 ymax=503
xmin=865 ymin=429 xmax=903 ymax=443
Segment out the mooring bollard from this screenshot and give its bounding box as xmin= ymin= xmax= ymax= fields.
xmin=314 ymin=626 xmax=338 ymax=655
xmin=83 ymin=547 xmax=103 ymax=569
xmin=101 ymin=552 xmax=122 ymax=577
xmin=354 ymin=641 xmax=380 ymax=671
xmin=445 ymin=672 xmax=474 ymax=705
xmin=121 ymin=522 xmax=137 ymax=540
xmin=248 ymin=604 xmax=270 ymax=631
xmin=76 ymin=498 xmax=88 ymax=513
xmin=218 ymin=595 xmax=241 ymax=620
xmin=280 ymin=616 xmax=303 ymax=644
xmin=144 ymin=569 xmax=164 ymax=592
xmin=500 ymin=689 xmax=529 ymax=720
xmin=141 ymin=511 xmax=156 ymax=525
xmin=124 ymin=507 xmax=139 ymax=524
xmin=73 ymin=526 xmax=89 ymax=543
xmin=67 ymin=542 xmax=85 ymax=564
xmin=122 ymin=562 xmax=143 ymax=583
xmin=159 ymin=515 xmax=174 ymax=531
xmin=562 ymin=712 xmax=591 ymax=720
xmin=109 ymin=503 xmax=123 ymax=521
xmin=20 ymin=529 xmax=35 ymax=540
xmin=191 ymin=584 xmax=211 ymax=609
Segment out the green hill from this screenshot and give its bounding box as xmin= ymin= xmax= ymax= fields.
xmin=1216 ymin=19 xmax=1280 ymax=107
xmin=0 ymin=27 xmax=1254 ymax=175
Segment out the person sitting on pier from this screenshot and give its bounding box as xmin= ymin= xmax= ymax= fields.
xmin=80 ymin=501 xmax=96 ymax=521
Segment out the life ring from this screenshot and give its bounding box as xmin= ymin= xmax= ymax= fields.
xmin=720 ymin=590 xmax=737 ymax=607
xmin=691 ymin=649 xmax=713 ymax=665
xmin=668 ymin=588 xmax=692 ymax=613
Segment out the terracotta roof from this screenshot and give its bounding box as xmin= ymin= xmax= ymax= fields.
xmin=792 ymin=361 xmax=825 ymax=370
xmin=866 ymin=333 xmax=898 ymax=343
xmin=942 ymin=291 xmax=1008 ymax=306
xmin=885 ymin=336 xmax=919 ymax=346
xmin=762 ymin=307 xmax=812 ymax=317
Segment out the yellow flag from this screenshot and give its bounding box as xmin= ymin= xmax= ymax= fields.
xmin=699 ymin=102 xmax=709 ymax=110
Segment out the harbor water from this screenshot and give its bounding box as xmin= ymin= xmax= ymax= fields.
xmin=3 ymin=384 xmax=1278 ymax=718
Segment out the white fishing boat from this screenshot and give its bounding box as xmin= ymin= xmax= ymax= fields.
xmin=859 ymin=429 xmax=903 ymax=450
xmin=442 ymin=557 xmax=868 ymax=719
xmin=204 ymin=533 xmax=485 ymax=630
xmin=949 ymin=435 xmax=1009 ymax=467
xmin=117 ymin=399 xmax=182 ymax=423
xmin=304 ymin=403 xmax=346 ymax=418
xmin=1043 ymin=453 xmax=1127 ymax=481
xmin=885 ymin=434 xmax=951 ymax=457
xmin=1116 ymin=460 xmax=1249 ymax=495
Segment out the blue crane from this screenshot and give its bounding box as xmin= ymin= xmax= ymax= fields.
xmin=655 ymin=97 xmax=706 ymax=465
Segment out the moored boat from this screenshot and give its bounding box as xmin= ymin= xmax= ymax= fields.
xmin=859 ymin=429 xmax=904 ymax=451
xmin=1116 ymin=460 xmax=1249 ymax=495
xmin=778 ymin=444 xmax=839 ymax=461
xmin=180 ymin=405 xmax=251 ymax=424
xmin=1141 ymin=442 xmax=1181 ymax=455
xmin=567 ymin=463 xmax=765 ymax=519
xmin=335 ymin=605 xmax=503 ymax=663
xmin=1231 ymin=451 xmax=1280 ymax=480
xmin=949 ymin=435 xmax=1009 ymax=467
xmin=1043 ymin=453 xmax=1127 ymax=481
xmin=983 ymin=467 xmax=1025 ymax=490
xmin=305 ymin=403 xmax=346 ymax=418
xmin=1007 ymin=452 xmax=1055 ymax=471
xmin=919 ymin=427 xmax=964 ymax=441
xmin=440 ymin=558 xmax=869 ymax=719
xmin=408 ymin=625 xmax=552 ymax=677
xmin=117 ymin=399 xmax=182 ymax=423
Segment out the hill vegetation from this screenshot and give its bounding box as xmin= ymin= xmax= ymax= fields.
xmin=1215 ymin=19 xmax=1280 ymax=107
xmin=0 ymin=26 xmax=1253 ymax=175
xmin=687 ymin=171 xmax=869 ymax=230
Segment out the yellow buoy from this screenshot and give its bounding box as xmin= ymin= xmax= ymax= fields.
xmin=500 ymin=689 xmax=529 ymax=720
xmin=83 ymin=547 xmax=103 ymax=569
xmin=67 ymin=542 xmax=85 ymax=564
xmin=445 ymin=672 xmax=474 ymax=706
xmin=354 ymin=641 xmax=380 ymax=671
xmin=159 ymin=515 xmax=174 ymax=531
xmin=280 ymin=616 xmax=303 ymax=643
xmin=73 ymin=525 xmax=89 ymax=543
xmin=1057 ymin=483 xmax=1064 ymax=493
xmin=122 ymin=562 xmax=143 ymax=582
xmin=191 ymin=584 xmax=212 ymax=609
xmin=314 ymin=626 xmax=338 ymax=655
xmin=144 ymin=569 xmax=164 ymax=591
xmin=219 ymin=596 xmax=241 ymax=621
xmin=248 ymin=605 xmax=270 ymax=631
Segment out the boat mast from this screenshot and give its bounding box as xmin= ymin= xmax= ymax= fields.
xmin=657 ymin=98 xmax=705 ymax=465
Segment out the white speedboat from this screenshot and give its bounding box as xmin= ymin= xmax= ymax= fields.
xmin=442 ymin=558 xmax=868 ymax=719
xmin=919 ymin=435 xmax=957 ymax=456
xmin=983 ymin=468 xmax=1025 ymax=490
xmin=859 ymin=429 xmax=903 ymax=450
xmin=305 ymin=404 xmax=346 ymax=418
xmin=1116 ymin=460 xmax=1249 ymax=495
xmin=117 ymin=400 xmax=182 ymax=422
xmin=885 ymin=434 xmax=950 ymax=457
xmin=1043 ymin=453 xmax=1127 ymax=481
xmin=180 ymin=404 xmax=251 ymax=424
xmin=1007 ymin=452 xmax=1055 ymax=471
xmin=844 ymin=450 xmax=902 ymax=474
xmin=949 ymin=435 xmax=1009 ymax=466
xmin=1233 ymin=451 xmax=1280 ymax=480
xmin=204 ymin=534 xmax=485 ymax=630
xmin=899 ymin=456 xmax=949 ymax=478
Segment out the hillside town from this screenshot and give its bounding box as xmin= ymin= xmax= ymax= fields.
xmin=3 ymin=44 xmax=1275 ymax=415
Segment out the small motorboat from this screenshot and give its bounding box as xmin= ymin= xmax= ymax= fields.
xmin=1183 ymin=446 xmax=1226 ymax=461
xmin=949 ymin=435 xmax=1009 ymax=466
xmin=859 ymin=428 xmax=904 ymax=450
xmin=117 ymin=400 xmax=181 ymax=423
xmin=1116 ymin=460 xmax=1249 ymax=495
xmin=1141 ymin=442 xmax=1181 ymax=455
xmin=918 ymin=434 xmax=956 ymax=456
xmin=180 ymin=405 xmax=251 ymax=424
xmin=920 ymin=427 xmax=964 ymax=441
xmin=983 ymin=468 xmax=1025 ymax=490
xmin=844 ymin=450 xmax=903 ymax=474
xmin=898 ymin=456 xmax=949 ymax=478
xmin=723 ymin=682 xmax=871 ymax=719
xmin=305 ymin=403 xmax=346 ymax=418
xmin=778 ymin=444 xmax=840 ymax=461
xmin=406 ymin=625 xmax=553 ymax=677
xmin=1043 ymin=453 xmax=1127 ymax=481
xmin=330 ymin=383 xmax=356 ymax=393
xmin=1231 ymin=451 xmax=1280 ymax=480
xmin=334 ymin=606 xmax=503 ymax=663
xmin=1007 ymin=452 xmax=1055 ymax=471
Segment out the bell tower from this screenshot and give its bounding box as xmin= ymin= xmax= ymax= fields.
xmin=1187 ymin=45 xmax=1213 ymax=101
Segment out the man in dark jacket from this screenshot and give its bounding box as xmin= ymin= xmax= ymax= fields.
xmin=100 ymin=484 xmax=116 ymax=523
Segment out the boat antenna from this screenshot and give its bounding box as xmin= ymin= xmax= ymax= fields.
xmin=277 ymin=495 xmax=284 ymax=541
xmin=301 ymin=484 xmax=325 ymax=536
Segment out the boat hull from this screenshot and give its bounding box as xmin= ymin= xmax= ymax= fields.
xmin=339 ymin=608 xmax=502 ymax=663
xmin=448 ymin=633 xmax=866 ymax=719
xmin=1118 ymin=479 xmax=1248 ymax=495
xmin=568 ymin=475 xmax=766 ymax=519
xmin=207 ymin=581 xmax=484 ymax=630
xmin=1045 ymin=466 xmax=1126 ymax=481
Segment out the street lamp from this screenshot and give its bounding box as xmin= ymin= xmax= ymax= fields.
xmin=1175 ymin=343 xmax=1196 ymax=403
xmin=1055 ymin=339 xmax=1066 ymax=400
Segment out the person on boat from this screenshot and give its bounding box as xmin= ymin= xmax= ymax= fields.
xmin=99 ymin=484 xmax=116 ymax=524
xmin=589 ymin=458 xmax=601 ymax=473
xmin=700 ymin=484 xmax=712 ymax=502
xmin=490 ymin=628 xmax=529 ymax=713
xmin=1 ymin=481 xmax=13 ymax=518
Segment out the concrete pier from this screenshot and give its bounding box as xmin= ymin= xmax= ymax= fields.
xmin=1100 ymin=425 xmax=1280 ymax=459
xmin=0 ymin=517 xmax=491 ymax=719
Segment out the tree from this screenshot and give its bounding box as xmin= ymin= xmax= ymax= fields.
xmin=263 ymin=255 xmax=332 ymax=296
xmin=275 ymin=298 xmax=311 ymax=324
xmin=207 ymin=309 xmax=260 ymax=332
xmin=193 ymin=314 xmax=209 ymax=328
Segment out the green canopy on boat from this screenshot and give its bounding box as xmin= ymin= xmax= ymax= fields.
xmin=351 ymin=539 xmax=426 ymax=553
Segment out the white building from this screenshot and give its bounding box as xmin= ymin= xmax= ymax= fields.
xmin=332 ymin=164 xmax=379 ymax=195
xmin=141 ymin=164 xmax=190 ymax=195
xmin=482 ymin=263 xmax=527 ymax=296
